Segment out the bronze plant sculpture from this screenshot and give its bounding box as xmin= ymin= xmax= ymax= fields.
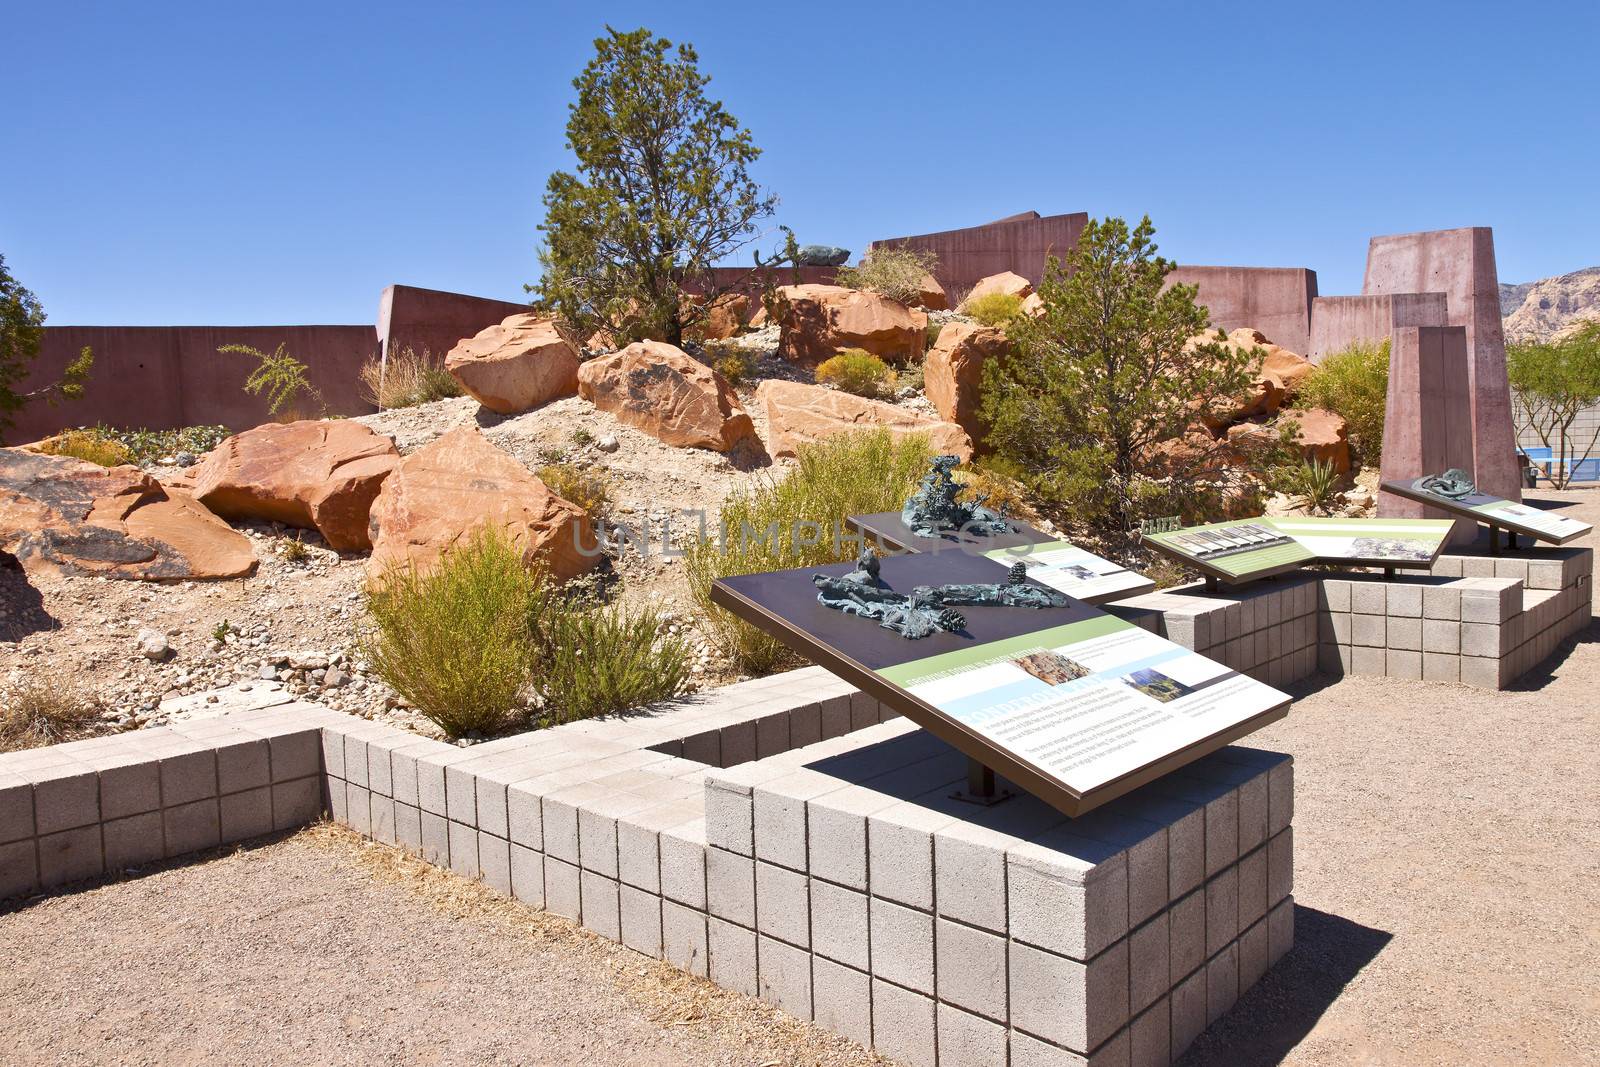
xmin=812 ymin=550 xmax=1070 ymax=639
xmin=901 ymin=455 xmax=1012 ymax=539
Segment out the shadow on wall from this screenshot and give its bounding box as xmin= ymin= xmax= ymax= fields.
xmin=1177 ymin=905 xmax=1394 ymax=1067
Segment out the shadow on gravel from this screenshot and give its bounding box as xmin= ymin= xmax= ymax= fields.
xmin=0 ymin=555 xmax=59 ymax=641
xmin=1178 ymin=904 xmax=1393 ymax=1067
xmin=1506 ymin=618 xmax=1599 ymax=692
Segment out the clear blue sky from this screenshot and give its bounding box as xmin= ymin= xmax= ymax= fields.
xmin=6 ymin=1 xmax=1597 ymax=326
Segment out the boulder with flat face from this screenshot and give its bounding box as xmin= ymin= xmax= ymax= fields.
xmin=924 ymin=322 xmax=1010 ymax=445
xmin=445 ymin=313 xmax=581 ymax=415
xmin=0 ymin=449 xmax=255 ymax=581
xmin=756 ymin=379 xmax=973 ymax=461
xmin=1279 ymin=407 xmax=1351 ymax=473
xmin=366 ymin=427 xmax=596 ymax=584
xmin=683 ymin=292 xmax=750 ymax=341
xmin=190 ymin=420 xmax=399 ymax=551
xmin=964 ymin=271 xmax=1034 ymax=304
xmin=577 ymin=340 xmax=758 ymax=452
xmin=911 ymin=272 xmax=949 ymax=311
xmin=773 ymin=285 xmax=927 ymax=365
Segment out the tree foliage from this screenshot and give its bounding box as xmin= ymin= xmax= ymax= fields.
xmin=980 ymin=216 xmax=1264 ymax=550
xmin=1296 ymin=339 xmax=1389 ymax=465
xmin=0 ymin=253 xmax=93 ymax=442
xmin=532 ymin=27 xmax=778 ymax=347
xmin=1508 ymin=322 xmax=1600 ymax=488
xmin=220 ymin=342 xmax=322 ymax=417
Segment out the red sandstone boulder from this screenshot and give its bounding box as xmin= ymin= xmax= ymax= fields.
xmin=191 ymin=420 xmax=399 ymax=551
xmin=924 ymin=322 xmax=1010 ymax=445
xmin=756 ymin=380 xmax=973 ymax=461
xmin=912 ymin=272 xmax=949 ymax=311
xmin=773 ymin=285 xmax=927 ymax=364
xmin=445 ymin=313 xmax=581 ymax=415
xmin=684 ymin=293 xmax=751 ymax=341
xmin=1279 ymin=408 xmax=1351 ymax=473
xmin=964 ymin=271 xmax=1033 ymax=305
xmin=577 ymin=341 xmax=758 ymax=452
xmin=0 ymin=449 xmax=255 ymax=581
xmin=366 ymin=427 xmax=596 ymax=584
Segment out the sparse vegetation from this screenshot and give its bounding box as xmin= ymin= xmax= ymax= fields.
xmin=529 ymin=598 xmax=692 ymax=724
xmin=359 ymin=347 xmax=461 ymax=409
xmin=280 ymin=534 xmax=311 ymax=563
xmin=1298 ymin=339 xmax=1389 ymax=465
xmin=704 ymin=342 xmax=755 ymax=386
xmin=963 ymin=291 xmax=1024 ymax=328
xmin=538 ymin=462 xmax=613 ymax=517
xmin=815 ymin=349 xmax=896 ymax=399
xmin=1 ymin=252 xmax=93 ymax=442
xmin=212 ymin=620 xmax=238 ymax=643
xmin=221 ymin=342 xmax=323 ymax=418
xmin=0 ymin=674 xmax=100 ymax=753
xmin=685 ymin=429 xmax=934 ymax=673
xmin=570 ymin=426 xmax=595 ymax=447
xmin=37 ymin=429 xmax=132 ymax=467
xmin=834 ymin=246 xmax=940 ymax=306
xmin=1282 ymin=457 xmax=1341 ymax=515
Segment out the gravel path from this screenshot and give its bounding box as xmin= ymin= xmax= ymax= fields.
xmin=2 ymin=491 xmax=1597 ymax=1066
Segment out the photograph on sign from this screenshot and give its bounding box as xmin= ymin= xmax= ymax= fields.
xmin=1144 ymin=515 xmax=1454 ymax=582
xmin=982 ymin=539 xmax=1155 ymax=603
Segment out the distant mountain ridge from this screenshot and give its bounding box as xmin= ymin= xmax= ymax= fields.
xmin=1500 ymin=266 xmax=1600 ymax=341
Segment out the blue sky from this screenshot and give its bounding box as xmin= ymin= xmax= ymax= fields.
xmin=5 ymin=1 xmax=1596 ymax=325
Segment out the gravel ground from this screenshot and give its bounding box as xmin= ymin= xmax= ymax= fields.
xmin=2 ymin=491 xmax=1597 ymax=1066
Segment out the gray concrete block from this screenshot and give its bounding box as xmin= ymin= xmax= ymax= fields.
xmin=811 ymin=956 xmax=871 ymax=1047
xmin=510 ymin=843 xmax=543 ymax=907
xmin=1009 ymin=832 xmax=1127 ymax=961
xmin=1205 ymin=942 xmax=1239 ymax=1025
xmin=266 ymin=730 xmax=321 ymax=783
xmin=545 ymin=856 xmax=581 ymax=921
xmin=1386 ymin=616 xmax=1421 ymax=651
xmin=1129 ymin=910 xmax=1169 ymax=1015
xmin=756 ymin=934 xmax=812 ymax=1019
xmin=479 ymin=830 xmax=511 ymax=895
xmin=755 ymin=711 xmax=791 ymax=760
xmin=708 ymin=917 xmax=757 ymax=996
xmin=660 ymin=821 xmax=707 ymax=910
xmin=98 ymin=760 xmax=160 ymax=822
xmin=0 ymin=839 xmax=39 ymax=900
xmin=1169 ymin=886 xmax=1206 ymax=983
xmin=663 ymin=899 xmax=709 ymax=977
xmin=1011 ymin=1029 xmax=1128 ymax=1066
xmin=103 ymin=811 xmax=163 ymax=870
xmin=1351 ymin=645 xmax=1386 ymax=677
xmin=1130 ymin=997 xmax=1171 ymax=1067
xmin=447 ymin=820 xmax=479 ymax=879
xmin=319 ymin=729 xmax=345 ymax=779
xmin=1460 ymin=622 xmax=1502 ymax=657
xmin=819 ymin=694 xmax=853 ymax=740
xmin=505 ymin=782 xmax=543 ymax=852
xmin=871 ymin=978 xmax=935 ymax=1067
xmin=866 ymin=803 xmax=951 ymax=911
xmin=1238 ymin=844 xmax=1269 ymax=930
xmin=1386 ymin=649 xmax=1422 ymax=681
xmin=788 ymin=702 xmax=823 ymax=748
xmin=1205 ymin=866 xmax=1239 ymax=957
xmin=414 ymin=753 xmax=449 ymax=816
xmin=719 ymin=720 xmax=757 ymax=768
xmin=368 ymin=793 xmax=396 ymax=846
xmin=1460 ymin=655 xmax=1501 ymax=688
xmin=0 ymin=776 xmax=33 ymax=844
xmin=1350 ymin=581 xmax=1386 ymax=615
xmin=1169 ymin=964 xmax=1207 ymax=1061
xmin=272 ymin=776 xmax=322 ymax=831
xmin=420 ymin=811 xmax=450 ymax=867
xmin=38 ymin=824 xmax=103 ymax=887
xmin=220 ymin=786 xmax=273 ymax=842
xmin=34 ymin=768 xmax=100 ymax=835
xmin=811 ymin=878 xmax=870 ymax=971
xmin=387 ymin=741 xmax=430 ymax=808
xmin=620 ymin=884 xmax=663 ymax=958
xmin=1386 ymin=583 xmax=1422 ymax=618
xmin=706 ymin=780 xmax=754 ymax=856
xmin=1268 ymin=895 xmax=1295 ymax=967
xmin=342 ymin=733 xmax=370 ymax=788
xmin=580 ymin=869 xmax=621 ymax=941
xmin=1238 ymin=915 xmax=1270 ymax=993
xmin=1008 ymin=938 xmax=1129 ymax=1054
xmin=1423 ymin=652 xmax=1460 ymax=683
xmin=1422 ymin=619 xmax=1460 ymax=653
xmin=344 ymin=782 xmax=371 ymax=836
xmin=392 ymin=800 xmax=421 ymax=851
xmin=937 ymin=1003 xmax=1007 ymax=1067
xmin=870 ymin=895 xmax=934 ymax=994
xmin=1423 ymin=585 xmax=1462 ymax=620
xmin=707 ymin=846 xmax=755 ymax=927
xmin=934 ymin=823 xmax=1013 ymax=933
xmin=934 ymin=916 xmax=1006 ymax=1021
xmin=1268 ymin=828 xmax=1293 ymax=906
xmin=755 ymin=860 xmax=809 ymax=948
xmin=163 ymin=798 xmax=220 ymax=857
xmin=1351 ymin=613 xmax=1386 ymax=647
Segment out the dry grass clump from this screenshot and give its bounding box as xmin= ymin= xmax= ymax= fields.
xmin=530 ymin=599 xmax=691 ymax=726
xmin=834 ymin=246 xmax=940 ymax=306
xmin=537 ymin=462 xmax=612 ymax=517
xmin=360 ymin=347 xmax=462 ymax=409
xmin=37 ymin=429 xmax=132 ymax=467
xmin=815 ymin=349 xmax=896 ymax=399
xmin=0 ymin=675 xmax=100 ymax=752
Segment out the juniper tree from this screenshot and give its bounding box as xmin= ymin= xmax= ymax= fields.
xmin=0 ymin=253 xmax=93 ymax=442
xmin=533 ymin=27 xmax=777 ymax=347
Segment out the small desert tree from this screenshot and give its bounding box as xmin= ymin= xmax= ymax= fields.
xmin=0 ymin=253 xmax=93 ymax=442
xmin=1508 ymin=323 xmax=1600 ymax=488
xmin=980 ymin=216 xmax=1262 ymax=551
xmin=533 ymin=27 xmax=778 ymax=346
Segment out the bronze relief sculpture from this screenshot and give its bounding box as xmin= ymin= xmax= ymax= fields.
xmin=813 ymin=549 xmax=1070 ymax=639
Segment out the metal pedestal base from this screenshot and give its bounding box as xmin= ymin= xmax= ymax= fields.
xmin=950 ymin=758 xmax=1013 ymax=807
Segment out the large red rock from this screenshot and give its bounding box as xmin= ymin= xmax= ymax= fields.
xmin=1280 ymin=407 xmax=1351 ymax=473
xmin=684 ymin=292 xmax=751 ymax=341
xmin=0 ymin=449 xmax=255 ymax=581
xmin=577 ymin=340 xmax=758 ymax=452
xmin=191 ymin=420 xmax=399 ymax=551
xmin=964 ymin=271 xmax=1033 ymax=304
xmin=445 ymin=313 xmax=581 ymax=415
xmin=773 ymin=284 xmax=927 ymax=364
xmin=756 ymin=380 xmax=973 ymax=461
xmin=366 ymin=427 xmax=596 ymax=584
xmin=924 ymin=322 xmax=1010 ymax=445
xmin=912 ymin=272 xmax=949 ymax=311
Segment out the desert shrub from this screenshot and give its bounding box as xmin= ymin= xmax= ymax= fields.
xmin=685 ymin=429 xmax=933 ymax=673
xmin=834 ymin=246 xmax=940 ymax=305
xmin=1281 ymin=458 xmax=1340 ymax=515
xmin=538 ymin=463 xmax=612 ymax=516
xmin=1297 ymin=340 xmax=1389 ymax=465
xmin=529 ymin=600 xmax=692 ymax=724
xmin=364 ymin=529 xmax=539 ymax=737
xmin=924 ymin=320 xmax=945 ymax=348
xmin=106 ymin=424 xmax=231 ymax=464
xmin=38 ymin=429 xmax=131 ymax=467
xmin=954 ymin=463 xmax=1037 ymax=521
xmin=815 ymin=349 xmax=896 ymax=398
xmin=702 ymin=340 xmax=755 ymax=385
xmin=280 ymin=534 xmax=311 ymax=563
xmin=221 ymin=342 xmax=324 ymax=417
xmin=896 ymin=359 xmax=925 ymax=394
xmin=360 ymin=346 xmax=461 ymax=409
xmin=963 ymin=291 xmax=1024 ymax=328
xmin=0 ymin=675 xmax=99 ymax=753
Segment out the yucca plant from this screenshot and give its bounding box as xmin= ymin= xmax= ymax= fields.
xmin=1285 ymin=457 xmax=1340 ymax=516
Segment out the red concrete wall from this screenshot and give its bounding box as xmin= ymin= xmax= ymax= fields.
xmin=1165 ymin=266 xmax=1319 ymax=356
xmin=1307 ymin=293 xmax=1449 ymax=363
xmin=1378 ymin=325 xmax=1477 ymax=541
xmin=869 ymin=211 xmax=1089 ymax=300
xmin=378 ymin=284 xmax=532 ymax=361
xmin=9 ymin=324 xmax=377 ymax=444
xmin=1363 ymin=227 xmax=1520 ymax=501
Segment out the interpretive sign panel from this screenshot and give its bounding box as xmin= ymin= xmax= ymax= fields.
xmin=1143 ymin=515 xmax=1454 ymax=584
xmin=710 ymin=551 xmax=1289 ymax=816
xmin=1381 ymin=480 xmax=1593 ymax=546
xmin=847 ymin=512 xmax=1156 ymax=604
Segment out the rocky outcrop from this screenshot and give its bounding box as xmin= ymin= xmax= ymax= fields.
xmin=1280 ymin=408 xmax=1351 ymax=473
xmin=912 ymin=272 xmax=949 ymax=311
xmin=1190 ymin=328 xmax=1315 ymax=430
xmin=445 ymin=313 xmax=581 ymax=415
xmin=191 ymin=420 xmax=399 ymax=551
xmin=1501 ymin=266 xmax=1600 ymax=341
xmin=577 ymin=341 xmax=758 ymax=452
xmin=756 ymin=379 xmax=973 ymax=461
xmin=0 ymin=449 xmax=256 ymax=581
xmin=773 ymin=285 xmax=928 ymax=364
xmin=924 ymin=322 xmax=1010 ymax=445
xmin=366 ymin=427 xmax=596 ymax=584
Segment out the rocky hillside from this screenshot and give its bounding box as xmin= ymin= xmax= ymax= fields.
xmin=1501 ymin=266 xmax=1600 ymax=341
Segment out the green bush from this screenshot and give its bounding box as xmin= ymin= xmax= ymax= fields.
xmin=685 ymin=429 xmax=933 ymax=673
xmin=38 ymin=429 xmax=131 ymax=467
xmin=834 ymin=246 xmax=940 ymax=306
xmin=1280 ymin=457 xmax=1340 ymax=515
xmin=360 ymin=346 xmax=461 ymax=409
xmin=963 ymin=291 xmax=1024 ymax=328
xmin=1297 ymin=340 xmax=1389 ymax=465
xmin=815 ymin=349 xmax=896 ymax=398
xmin=537 ymin=462 xmax=612 ymax=517
xmin=221 ymin=342 xmax=324 ymax=418
xmin=530 ymin=600 xmax=692 ymax=724
xmin=364 ymin=529 xmax=539 ymax=737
